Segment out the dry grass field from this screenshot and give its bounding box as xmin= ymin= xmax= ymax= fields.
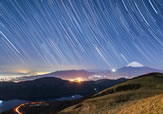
xmin=108 ymin=93 xmax=163 ymax=114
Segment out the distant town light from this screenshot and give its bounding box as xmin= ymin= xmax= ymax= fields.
xmin=69 ymin=77 xmax=83 ymax=83
xmin=112 ymin=69 xmax=116 ymax=72
xmin=0 ymin=100 xmax=3 ymax=104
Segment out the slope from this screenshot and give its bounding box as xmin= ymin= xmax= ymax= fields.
xmin=61 ymin=73 xmax=163 ymax=114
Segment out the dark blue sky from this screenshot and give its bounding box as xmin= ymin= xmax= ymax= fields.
xmin=0 ymin=0 xmax=163 ymax=73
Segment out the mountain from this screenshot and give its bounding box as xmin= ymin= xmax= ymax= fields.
xmin=1 ymin=63 xmax=162 ymax=83
xmin=4 ymin=70 xmax=94 ymax=82
xmin=43 ymin=64 xmax=163 ymax=80
xmin=6 ymin=73 xmax=163 ymax=114
xmin=126 ymin=61 xmax=144 ymax=67
xmin=0 ymin=77 xmax=126 ymax=100
xmin=46 ymin=70 xmax=94 ymax=80
xmin=103 ymin=62 xmax=163 ymax=79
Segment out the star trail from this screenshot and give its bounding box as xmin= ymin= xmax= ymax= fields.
xmin=0 ymin=0 xmax=163 ymax=74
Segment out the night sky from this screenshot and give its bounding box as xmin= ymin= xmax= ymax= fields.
xmin=0 ymin=0 xmax=163 ymax=74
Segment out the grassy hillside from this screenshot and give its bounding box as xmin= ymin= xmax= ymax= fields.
xmin=61 ymin=73 xmax=163 ymax=114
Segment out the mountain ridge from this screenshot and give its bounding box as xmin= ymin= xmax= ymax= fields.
xmin=0 ymin=76 xmax=126 ymax=101
xmin=1 ymin=62 xmax=163 ymax=82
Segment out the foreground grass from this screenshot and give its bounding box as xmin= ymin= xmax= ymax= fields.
xmin=108 ymin=93 xmax=163 ymax=114
xmin=61 ymin=73 xmax=163 ymax=114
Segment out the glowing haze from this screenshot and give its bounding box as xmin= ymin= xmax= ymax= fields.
xmin=0 ymin=0 xmax=163 ymax=75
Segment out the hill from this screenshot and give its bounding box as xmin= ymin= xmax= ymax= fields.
xmin=61 ymin=73 xmax=163 ymax=114
xmin=47 ymin=70 xmax=94 ymax=80
xmin=0 ymin=77 xmax=126 ymax=100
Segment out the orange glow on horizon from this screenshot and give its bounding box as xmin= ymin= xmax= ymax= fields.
xmin=16 ymin=69 xmax=29 ymax=74
xmin=69 ymin=77 xmax=84 ymax=83
xmin=35 ymin=72 xmax=50 ymax=75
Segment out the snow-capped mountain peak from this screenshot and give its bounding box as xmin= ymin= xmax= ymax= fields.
xmin=127 ymin=61 xmax=144 ymax=67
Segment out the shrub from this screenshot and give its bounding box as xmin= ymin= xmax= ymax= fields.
xmin=73 ymin=104 xmax=83 ymax=109
xmin=115 ymin=84 xmax=141 ymax=92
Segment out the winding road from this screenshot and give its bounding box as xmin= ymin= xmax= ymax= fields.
xmin=14 ymin=102 xmax=45 ymax=114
